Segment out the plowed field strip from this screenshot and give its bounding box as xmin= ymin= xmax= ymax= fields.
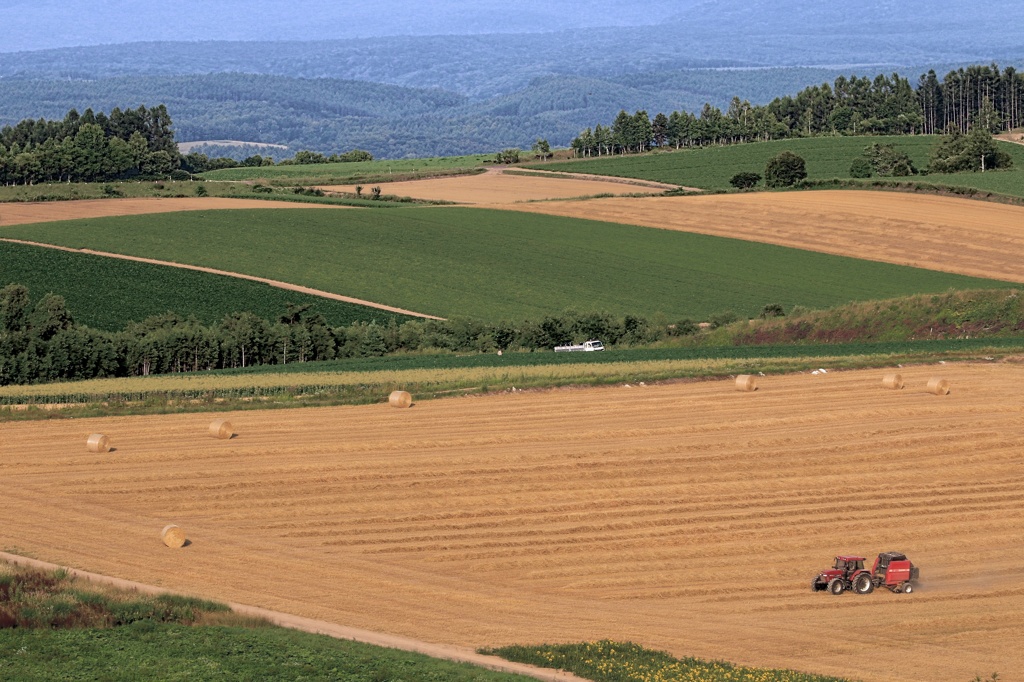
xmin=0 ymin=197 xmax=347 ymax=227
xmin=3 ymin=363 xmax=1024 ymax=682
xmin=498 ymin=190 xmax=1024 ymax=283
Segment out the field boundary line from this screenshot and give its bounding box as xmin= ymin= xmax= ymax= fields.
xmin=0 ymin=238 xmax=445 ymax=321
xmin=496 ymin=166 xmax=700 ymax=192
xmin=0 ymin=551 xmax=589 ymax=682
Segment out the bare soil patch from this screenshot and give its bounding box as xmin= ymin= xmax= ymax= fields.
xmin=0 ymin=197 xmax=346 ymax=227
xmin=3 ymin=363 xmax=1022 ymax=682
xmin=501 ymin=190 xmax=1024 ymax=283
xmin=319 ymin=168 xmax=670 ymax=204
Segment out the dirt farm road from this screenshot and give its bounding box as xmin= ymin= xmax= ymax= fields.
xmin=0 ymin=237 xmax=443 ymax=320
xmin=3 ymin=364 xmax=1022 ymax=682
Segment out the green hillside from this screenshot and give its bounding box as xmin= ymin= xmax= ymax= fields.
xmin=531 ymin=136 xmax=1024 ymax=196
xmin=0 ymin=241 xmax=408 ymax=330
xmin=1 ymin=207 xmax=1011 ymax=322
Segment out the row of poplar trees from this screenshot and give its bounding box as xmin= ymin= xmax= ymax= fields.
xmin=572 ymin=64 xmax=1024 ymax=155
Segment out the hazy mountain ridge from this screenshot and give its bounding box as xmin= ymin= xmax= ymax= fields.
xmin=0 ymin=0 xmax=690 ymax=52
xmin=0 ymin=67 xmax=924 ymax=159
xmin=2 ymin=1 xmax=1021 ymax=100
xmin=0 ymin=1 xmax=1020 ymax=158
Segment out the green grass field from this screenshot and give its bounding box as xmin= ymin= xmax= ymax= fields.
xmin=0 ymin=561 xmax=531 ymax=682
xmin=0 ymin=208 xmax=1010 ymax=322
xmin=200 ymin=153 xmax=493 ymax=182
xmin=0 ymin=241 xmax=408 ymax=330
xmin=529 ymin=136 xmax=1024 ymax=196
xmin=0 ymin=624 xmax=535 ymax=681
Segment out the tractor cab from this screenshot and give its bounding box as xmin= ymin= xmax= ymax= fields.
xmin=833 ymin=556 xmax=866 ymax=574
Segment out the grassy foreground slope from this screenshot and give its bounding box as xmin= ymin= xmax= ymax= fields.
xmin=0 ymin=241 xmax=408 ymax=330
xmin=2 ymin=626 xmax=534 ymax=681
xmin=530 ymin=136 xmax=1024 ymax=195
xmin=0 ymin=208 xmax=1011 ymax=321
xmin=0 ymin=561 xmax=531 ymax=682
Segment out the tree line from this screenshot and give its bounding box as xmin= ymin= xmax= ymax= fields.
xmin=0 ymin=105 xmax=180 ymax=184
xmin=0 ymin=103 xmax=376 ymax=184
xmin=571 ymin=64 xmax=1024 ymax=156
xmin=3 ymin=284 xmax=761 ymax=386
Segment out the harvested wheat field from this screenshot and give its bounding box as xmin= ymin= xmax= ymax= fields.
xmin=0 ymin=197 xmax=345 ymax=227
xmin=320 ymin=168 xmax=671 ymax=204
xmin=2 ymin=363 xmax=1023 ymax=682
xmin=503 ymin=190 xmax=1024 ymax=284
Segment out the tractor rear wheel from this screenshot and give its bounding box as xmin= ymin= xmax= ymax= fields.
xmin=853 ymin=573 xmax=874 ymax=594
xmin=827 ymin=578 xmax=845 ymax=595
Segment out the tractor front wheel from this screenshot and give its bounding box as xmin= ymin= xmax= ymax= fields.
xmin=853 ymin=573 xmax=874 ymax=594
xmin=811 ymin=577 xmax=827 ymax=592
xmin=827 ymin=578 xmax=845 ymax=595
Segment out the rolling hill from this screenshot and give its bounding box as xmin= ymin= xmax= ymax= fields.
xmin=0 ymin=207 xmax=1011 ymax=322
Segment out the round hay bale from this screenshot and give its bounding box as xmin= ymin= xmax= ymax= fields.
xmin=86 ymin=434 xmax=110 ymax=453
xmin=389 ymin=390 xmax=413 ymax=408
xmin=209 ymin=419 xmax=234 ymax=439
xmin=927 ymin=377 xmax=951 ymax=395
xmin=161 ymin=525 xmax=187 ymax=549
xmin=735 ymin=375 xmax=758 ymax=392
xmin=882 ymin=373 xmax=904 ymax=390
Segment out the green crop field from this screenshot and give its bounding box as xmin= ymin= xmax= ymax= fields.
xmin=200 ymin=153 xmax=493 ymax=182
xmin=0 ymin=207 xmax=1011 ymax=322
xmin=530 ymin=136 xmax=1024 ymax=196
xmin=0 ymin=241 xmax=408 ymax=330
xmin=0 ymin=625 xmax=534 ymax=681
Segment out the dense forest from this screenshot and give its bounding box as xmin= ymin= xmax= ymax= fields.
xmin=1 ymin=65 xmax=1020 ymax=177
xmin=0 ymin=105 xmax=180 ymax=183
xmin=0 ymin=71 xmax=848 ymax=160
xmin=0 ymin=284 xmax=681 ymax=385
xmin=571 ymin=65 xmax=1024 ymax=155
xmin=2 ymin=65 xmax=1021 ymax=161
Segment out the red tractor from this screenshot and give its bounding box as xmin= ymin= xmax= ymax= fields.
xmin=812 ymin=552 xmax=919 ymax=595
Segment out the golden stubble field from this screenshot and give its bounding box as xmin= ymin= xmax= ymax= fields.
xmin=319 ymin=168 xmax=673 ymax=204
xmin=498 ymin=190 xmax=1024 ymax=284
xmin=2 ymin=364 xmax=1022 ymax=682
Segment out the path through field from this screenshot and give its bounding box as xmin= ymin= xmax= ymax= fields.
xmin=0 ymin=237 xmax=443 ymax=320
xmin=319 ymin=167 xmax=676 ymax=204
xmin=2 ymin=364 xmax=1022 ymax=682
xmin=500 ymin=190 xmax=1024 ymax=284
